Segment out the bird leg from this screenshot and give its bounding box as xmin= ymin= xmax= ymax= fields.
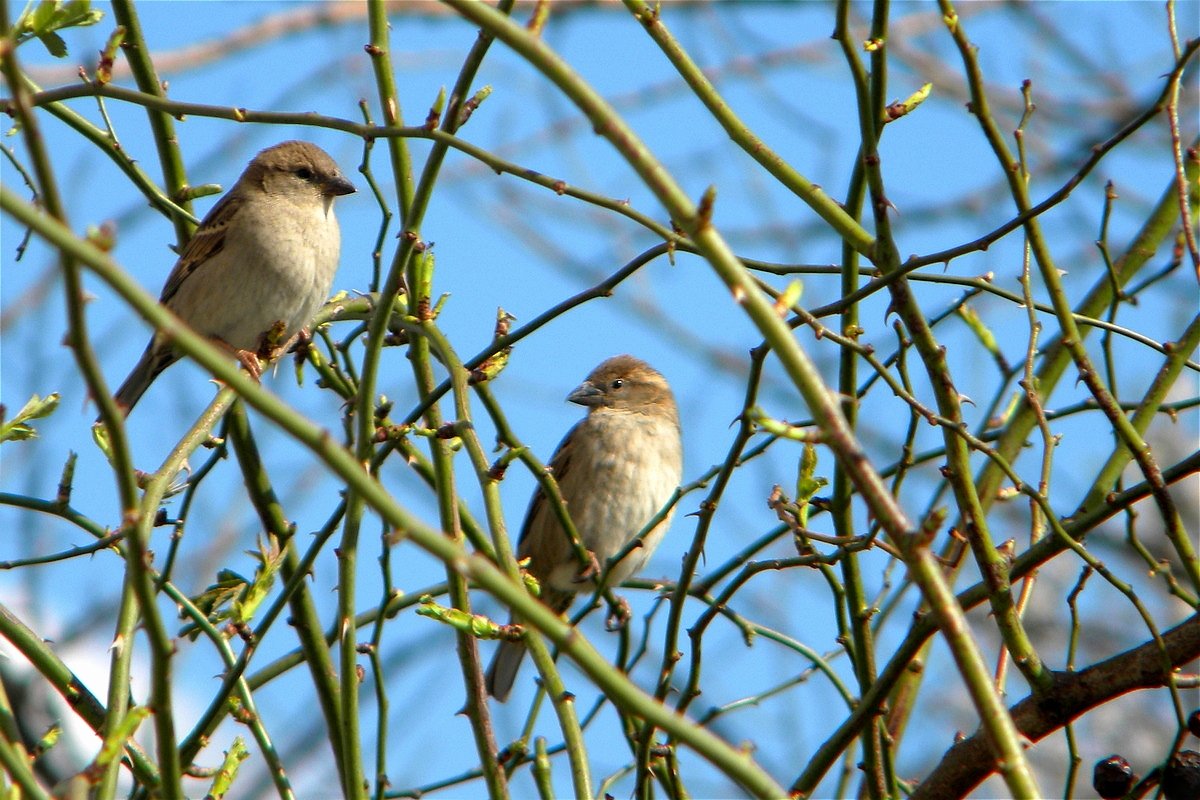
xmin=230 ymin=321 xmax=302 ymax=381
xmin=208 ymin=336 xmax=265 ymax=382
xmin=571 ymin=549 xmax=602 ymax=584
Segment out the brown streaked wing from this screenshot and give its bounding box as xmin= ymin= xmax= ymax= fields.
xmin=516 ymin=423 xmax=577 ymax=556
xmin=158 ymin=192 xmax=243 ymax=305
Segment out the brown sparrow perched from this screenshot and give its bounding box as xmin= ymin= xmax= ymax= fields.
xmin=485 ymin=355 xmax=683 ymax=701
xmin=112 ymin=140 xmax=355 ymax=415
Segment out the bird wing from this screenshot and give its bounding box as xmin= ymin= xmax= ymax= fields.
xmin=159 ymin=192 xmax=243 ymax=305
xmin=516 ymin=421 xmax=580 ymax=561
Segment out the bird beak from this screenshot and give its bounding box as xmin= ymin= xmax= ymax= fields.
xmin=324 ymin=175 xmax=356 ymax=197
xmin=567 ymin=381 xmax=603 ymax=406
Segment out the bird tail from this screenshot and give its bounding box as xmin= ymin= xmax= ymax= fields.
xmin=485 ymin=638 xmax=527 ymax=703
xmin=112 ymin=342 xmax=176 ymax=417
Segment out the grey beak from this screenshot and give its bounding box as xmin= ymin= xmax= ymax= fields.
xmin=567 ymin=382 xmax=602 ymax=406
xmin=325 ymin=174 xmax=356 ymax=197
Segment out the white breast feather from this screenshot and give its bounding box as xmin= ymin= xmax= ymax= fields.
xmin=547 ymin=411 xmax=682 ymax=591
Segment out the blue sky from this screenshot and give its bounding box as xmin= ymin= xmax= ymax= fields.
xmin=2 ymin=2 xmax=1197 ymax=797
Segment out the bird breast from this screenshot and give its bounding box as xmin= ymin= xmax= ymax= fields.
xmin=545 ymin=410 xmax=683 ymax=592
xmin=188 ymin=196 xmax=340 ymax=349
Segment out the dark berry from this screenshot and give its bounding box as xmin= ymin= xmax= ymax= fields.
xmin=1164 ymin=750 xmax=1200 ymax=800
xmin=1093 ymin=754 xmax=1134 ymax=800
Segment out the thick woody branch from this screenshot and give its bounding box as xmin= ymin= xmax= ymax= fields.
xmin=911 ymin=614 xmax=1200 ymax=800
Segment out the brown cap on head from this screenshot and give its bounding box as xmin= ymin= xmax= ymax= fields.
xmin=249 ymin=140 xmax=355 ymax=197
xmin=567 ymin=354 xmax=676 ymax=413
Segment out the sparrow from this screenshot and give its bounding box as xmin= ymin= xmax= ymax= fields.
xmin=111 ymin=140 xmax=355 ymax=415
xmin=485 ymin=354 xmax=683 ymax=702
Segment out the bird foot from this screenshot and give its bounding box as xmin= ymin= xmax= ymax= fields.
xmin=605 ymin=596 xmax=632 ymax=632
xmin=572 ymin=550 xmax=602 ymax=584
xmin=234 ymin=349 xmax=264 ymax=382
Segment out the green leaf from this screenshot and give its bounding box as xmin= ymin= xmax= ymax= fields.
xmin=16 ymin=0 xmax=103 ymax=57
xmin=61 ymin=0 xmax=103 ymax=28
xmin=193 ymin=569 xmax=249 ymax=616
xmin=28 ymin=0 xmax=57 ymax=30
xmin=0 ymin=392 xmax=60 ymax=443
xmin=795 ymin=444 xmax=828 ymax=528
xmin=37 ymin=29 xmax=67 ymax=57
xmin=232 ymin=537 xmax=285 ymax=626
xmin=182 ymin=569 xmax=248 ymax=638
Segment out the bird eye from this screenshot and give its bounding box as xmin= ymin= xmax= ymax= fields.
xmin=295 ymin=167 xmax=314 ymax=181
xmin=610 ymin=379 xmax=624 ymax=390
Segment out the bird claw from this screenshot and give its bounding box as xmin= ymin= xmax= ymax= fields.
xmin=605 ymin=596 xmax=632 ymax=632
xmin=572 ymin=550 xmax=602 ymax=584
xmin=235 ymin=349 xmax=264 ymax=382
